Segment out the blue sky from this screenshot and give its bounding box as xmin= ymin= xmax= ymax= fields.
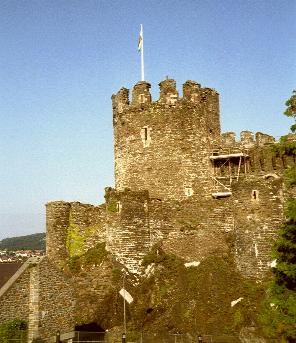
xmin=0 ymin=0 xmax=295 ymax=239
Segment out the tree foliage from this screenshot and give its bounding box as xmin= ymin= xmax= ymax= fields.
xmin=284 ymin=89 xmax=296 ymax=133
xmin=0 ymin=319 xmax=27 ymax=343
xmin=261 ymin=91 xmax=296 ymax=342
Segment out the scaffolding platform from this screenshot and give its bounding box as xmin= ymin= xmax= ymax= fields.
xmin=212 ymin=191 xmax=232 ymax=198
xmin=210 ymin=152 xmax=247 ymax=160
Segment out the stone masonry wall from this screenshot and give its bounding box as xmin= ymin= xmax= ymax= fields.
xmin=112 ymin=79 xmax=221 ymax=201
xmin=46 ymin=201 xmax=106 ymax=265
xmin=0 ymin=269 xmax=30 ymax=324
xmin=0 ymin=257 xmax=75 ymax=341
xmin=232 ymin=176 xmax=283 ymax=278
xmin=105 ymin=188 xmax=153 ymax=274
xmin=28 ymin=265 xmax=39 ymax=342
xmin=46 ymin=201 xmax=71 ymax=265
xmin=38 ymin=257 xmax=75 ymax=339
xmin=161 ymin=197 xmax=233 ymax=262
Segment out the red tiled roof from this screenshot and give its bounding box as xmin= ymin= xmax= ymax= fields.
xmin=0 ymin=263 xmax=23 ymax=288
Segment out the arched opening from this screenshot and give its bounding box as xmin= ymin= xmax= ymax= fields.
xmin=74 ymin=323 xmax=105 ymax=342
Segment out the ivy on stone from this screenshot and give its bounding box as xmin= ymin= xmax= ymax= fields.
xmin=261 ymin=91 xmax=296 ymax=342
xmin=66 ymin=210 xmax=85 ymax=257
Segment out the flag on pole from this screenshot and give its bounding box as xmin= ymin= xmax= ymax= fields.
xmin=138 ymin=24 xmax=145 ymax=81
xmin=138 ymin=24 xmax=143 ymax=52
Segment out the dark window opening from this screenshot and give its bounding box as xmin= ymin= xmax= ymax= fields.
xmin=144 ymin=127 xmax=148 ymax=140
xmin=140 ymin=94 xmax=145 ymax=103
xmin=252 ymin=190 xmax=258 ymax=200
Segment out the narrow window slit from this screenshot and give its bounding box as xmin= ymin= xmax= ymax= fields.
xmin=252 ymin=190 xmax=258 ymax=200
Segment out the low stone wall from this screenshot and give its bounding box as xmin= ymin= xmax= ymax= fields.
xmin=0 ymin=266 xmax=30 ymax=324
xmin=38 ymin=257 xmax=75 ymax=340
xmin=0 ymin=257 xmax=75 ymax=341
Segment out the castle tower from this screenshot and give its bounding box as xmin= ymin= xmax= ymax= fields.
xmin=112 ymin=79 xmax=221 ymax=201
xmin=46 ymin=201 xmax=71 ymax=264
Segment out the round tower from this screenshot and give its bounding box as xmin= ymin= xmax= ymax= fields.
xmin=46 ymin=201 xmax=71 ymax=265
xmin=112 ymin=78 xmax=221 ymax=201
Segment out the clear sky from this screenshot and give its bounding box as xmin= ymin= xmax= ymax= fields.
xmin=0 ymin=0 xmax=295 ymax=240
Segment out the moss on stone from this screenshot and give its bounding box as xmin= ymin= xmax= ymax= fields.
xmin=67 ymin=242 xmax=108 ymax=273
xmin=83 ymin=242 xmax=107 ymax=266
xmin=107 ymin=200 xmax=118 ymax=213
xmin=131 ymin=252 xmax=266 ymax=336
xmin=66 ymin=211 xmax=85 ymax=257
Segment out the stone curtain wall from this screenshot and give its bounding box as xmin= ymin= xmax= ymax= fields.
xmin=112 ymin=79 xmax=221 ymax=202
xmin=0 ymin=269 xmax=30 ymax=323
xmin=105 ymin=188 xmax=153 ymax=274
xmin=38 ymin=258 xmax=75 ymax=339
xmin=0 ymin=258 xmax=75 ymax=341
xmin=232 ymin=177 xmax=283 ymax=278
xmin=44 ymin=149 xmax=290 ymax=279
xmin=158 ymin=197 xmax=233 ymax=262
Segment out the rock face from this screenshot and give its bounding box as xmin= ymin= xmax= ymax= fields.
xmin=239 ymin=327 xmax=267 ymax=343
xmin=0 ymin=78 xmax=295 ymax=341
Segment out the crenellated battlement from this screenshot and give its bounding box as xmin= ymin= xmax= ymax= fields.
xmin=111 ymin=78 xmax=219 ymax=115
xmin=221 ymin=131 xmax=276 ymax=148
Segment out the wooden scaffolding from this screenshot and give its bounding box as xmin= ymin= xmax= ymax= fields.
xmin=210 ymin=148 xmax=249 ymax=198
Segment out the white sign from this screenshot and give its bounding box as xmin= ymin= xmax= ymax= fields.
xmin=119 ymin=288 xmax=133 ymax=304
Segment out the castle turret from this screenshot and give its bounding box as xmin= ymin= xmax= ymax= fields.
xmin=46 ymin=201 xmax=71 ymax=265
xmin=112 ymin=78 xmax=221 ymax=201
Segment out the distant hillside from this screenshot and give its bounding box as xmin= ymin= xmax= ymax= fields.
xmin=0 ymin=233 xmax=46 ymax=251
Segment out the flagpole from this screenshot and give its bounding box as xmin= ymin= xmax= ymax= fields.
xmin=123 ymin=273 xmax=126 ymax=335
xmin=140 ymin=24 xmax=145 ymax=81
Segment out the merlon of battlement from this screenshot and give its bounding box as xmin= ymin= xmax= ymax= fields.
xmin=111 ymin=78 xmax=218 ymax=113
xmin=132 ymin=81 xmax=152 ymax=106
xmin=221 ymin=131 xmax=276 ymax=147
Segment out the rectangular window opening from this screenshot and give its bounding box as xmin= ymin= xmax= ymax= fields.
xmin=252 ymin=190 xmax=258 ymax=200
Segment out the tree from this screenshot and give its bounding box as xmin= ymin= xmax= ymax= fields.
xmin=261 ymin=91 xmax=296 ymax=342
xmin=284 ymin=89 xmax=296 ymax=133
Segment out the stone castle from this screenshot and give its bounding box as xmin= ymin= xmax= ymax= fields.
xmin=0 ymin=78 xmax=294 ymax=341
